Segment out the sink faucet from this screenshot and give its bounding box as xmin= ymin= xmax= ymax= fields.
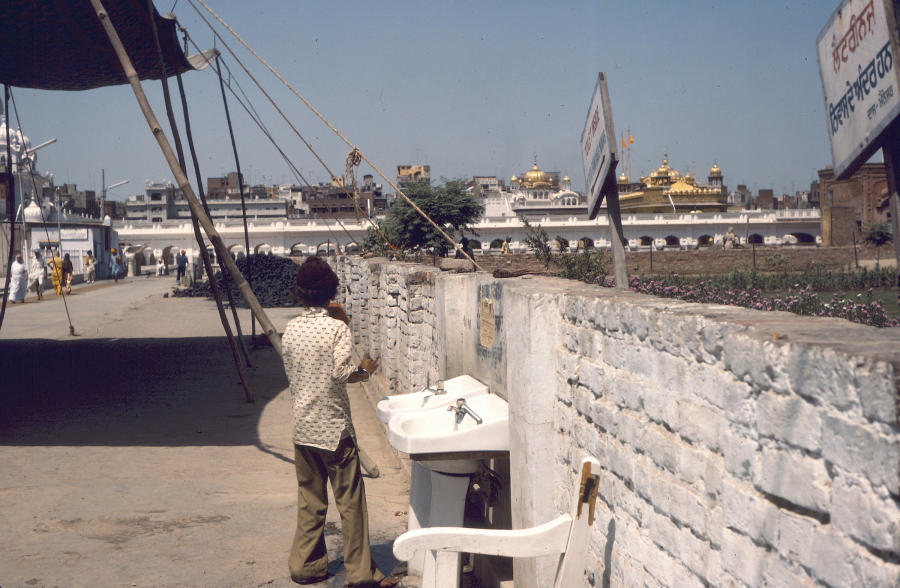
xmin=448 ymin=398 xmax=483 ymax=425
xmin=425 ymin=379 xmax=445 ymax=395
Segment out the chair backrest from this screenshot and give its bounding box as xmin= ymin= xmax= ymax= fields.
xmin=391 ymin=456 xmax=602 ymax=587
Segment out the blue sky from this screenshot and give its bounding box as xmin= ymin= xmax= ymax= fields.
xmin=9 ymin=0 xmax=843 ymax=200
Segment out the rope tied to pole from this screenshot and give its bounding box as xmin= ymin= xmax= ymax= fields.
xmin=345 ymin=148 xmax=363 ymax=226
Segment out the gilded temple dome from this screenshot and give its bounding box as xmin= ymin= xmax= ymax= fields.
xmin=710 ymin=162 xmax=722 ymax=177
xmin=523 ymin=154 xmax=550 ymax=189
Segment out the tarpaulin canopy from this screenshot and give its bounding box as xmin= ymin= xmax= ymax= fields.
xmin=0 ymin=0 xmax=215 ymax=91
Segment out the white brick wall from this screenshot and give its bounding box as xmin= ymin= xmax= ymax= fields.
xmin=335 ymin=257 xmax=900 ymax=588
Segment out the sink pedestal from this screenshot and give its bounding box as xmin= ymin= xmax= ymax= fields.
xmin=406 ymin=461 xmax=433 ymax=576
xmin=421 ymin=470 xmax=471 ymax=588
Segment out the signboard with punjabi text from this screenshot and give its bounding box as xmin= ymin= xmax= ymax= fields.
xmin=60 ymin=228 xmax=88 ymax=240
xmin=581 ymin=73 xmax=618 ymax=219
xmin=818 ymin=0 xmax=900 ymax=179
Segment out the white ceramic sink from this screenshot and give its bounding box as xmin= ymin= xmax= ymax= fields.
xmin=387 ymin=394 xmax=509 ymax=458
xmin=376 ymin=375 xmax=489 ymax=424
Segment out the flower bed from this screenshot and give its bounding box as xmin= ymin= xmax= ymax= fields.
xmin=629 ymin=275 xmax=898 ymax=328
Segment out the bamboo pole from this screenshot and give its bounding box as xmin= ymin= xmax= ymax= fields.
xmin=89 ymin=0 xmax=282 ymax=356
xmin=215 ymin=58 xmax=255 ymax=337
xmin=143 ymin=3 xmax=253 ymax=402
xmin=0 ymin=86 xmax=15 ymax=332
xmin=175 ymin=70 xmax=252 ymax=368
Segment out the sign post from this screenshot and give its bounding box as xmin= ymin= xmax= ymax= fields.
xmin=818 ymin=0 xmax=900 ymax=297
xmin=581 ymin=73 xmax=626 ymax=287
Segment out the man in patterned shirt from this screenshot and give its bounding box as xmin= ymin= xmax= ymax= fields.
xmin=283 ymin=256 xmax=390 ymax=587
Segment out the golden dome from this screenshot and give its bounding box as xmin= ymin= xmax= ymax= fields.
xmin=646 ymin=152 xmax=683 ymax=186
xmin=710 ymin=162 xmax=722 ymax=176
xmin=563 ymin=175 xmax=570 ymax=182
xmin=524 ymin=164 xmax=549 ymax=187
xmin=511 ymin=175 xmax=518 ymax=182
xmin=618 ymin=172 xmax=628 ymax=182
xmin=522 ymin=154 xmax=551 ymax=189
xmin=650 ymin=155 xmax=670 ymax=178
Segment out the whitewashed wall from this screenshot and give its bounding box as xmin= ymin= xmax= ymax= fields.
xmin=332 ymin=256 xmax=900 ymax=588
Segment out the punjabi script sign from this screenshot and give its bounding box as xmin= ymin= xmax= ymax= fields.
xmin=581 ymin=73 xmax=617 ymax=219
xmin=818 ymin=0 xmax=900 ymax=179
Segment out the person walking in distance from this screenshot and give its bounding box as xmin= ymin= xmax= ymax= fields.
xmin=84 ymin=250 xmax=97 ymax=284
xmin=109 ymin=248 xmax=123 ymax=283
xmin=28 ymin=250 xmax=46 ymax=301
xmin=61 ymin=253 xmax=74 ymax=295
xmin=282 ymin=256 xmax=397 ymax=587
xmin=175 ymin=250 xmax=188 ymax=282
xmin=9 ymin=254 xmax=27 ymax=303
xmin=48 ymin=250 xmax=63 ymax=294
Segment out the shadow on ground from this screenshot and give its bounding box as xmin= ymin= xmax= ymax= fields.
xmin=0 ymin=336 xmax=288 ymax=448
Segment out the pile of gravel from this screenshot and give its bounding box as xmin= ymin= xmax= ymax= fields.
xmin=171 ymin=254 xmax=301 ymax=308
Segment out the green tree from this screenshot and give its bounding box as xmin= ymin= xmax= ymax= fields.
xmin=379 ymin=180 xmax=484 ymax=257
xmin=862 ymin=222 xmax=893 ymax=261
xmin=360 ymin=219 xmax=404 ymax=259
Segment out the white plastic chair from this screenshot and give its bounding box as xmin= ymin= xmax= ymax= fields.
xmin=393 ymin=456 xmax=601 ymax=588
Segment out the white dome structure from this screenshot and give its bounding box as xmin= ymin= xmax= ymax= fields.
xmin=0 ymin=114 xmax=34 ymax=171
xmin=23 ymin=198 xmax=44 ymax=223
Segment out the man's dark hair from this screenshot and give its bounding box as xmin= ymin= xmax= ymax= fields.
xmin=295 ymin=256 xmax=340 ymax=307
xmin=296 ymin=284 xmax=336 ymax=307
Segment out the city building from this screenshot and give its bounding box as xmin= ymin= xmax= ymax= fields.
xmin=756 ymin=189 xmax=775 ymax=210
xmin=727 ymin=184 xmax=753 ymax=208
xmin=615 ymin=153 xmax=728 ymax=213
xmin=480 ymin=155 xmax=584 ymax=218
xmin=817 ymin=163 xmax=890 ymax=246
xmin=305 ymin=178 xmax=375 ymax=219
xmin=396 ymin=165 xmax=430 ymax=190
xmin=126 ymin=180 xmax=286 ymax=222
xmin=39 ymin=183 xmax=100 ymax=218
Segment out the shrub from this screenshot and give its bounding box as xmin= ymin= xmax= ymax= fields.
xmin=521 ymin=218 xmax=611 ymax=284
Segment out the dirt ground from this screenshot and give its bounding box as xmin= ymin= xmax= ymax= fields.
xmin=0 ymin=276 xmax=410 ymax=588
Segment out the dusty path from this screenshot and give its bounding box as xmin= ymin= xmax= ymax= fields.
xmin=0 ymin=276 xmax=410 ymax=588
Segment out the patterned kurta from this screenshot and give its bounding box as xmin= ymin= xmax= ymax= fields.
xmin=282 ymin=307 xmax=357 ymax=451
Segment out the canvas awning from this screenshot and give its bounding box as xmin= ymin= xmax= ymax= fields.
xmin=0 ymin=0 xmax=217 ymax=91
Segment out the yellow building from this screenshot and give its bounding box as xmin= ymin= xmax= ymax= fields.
xmin=616 ymin=153 xmax=728 ymax=213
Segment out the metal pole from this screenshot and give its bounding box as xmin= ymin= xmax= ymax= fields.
xmin=879 ymin=127 xmax=900 ymax=309
xmin=604 ymin=176 xmax=628 ymax=288
xmin=88 ymin=0 xmax=282 ymax=355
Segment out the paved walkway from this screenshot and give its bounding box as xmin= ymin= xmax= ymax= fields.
xmin=0 ymin=276 xmax=411 ymax=588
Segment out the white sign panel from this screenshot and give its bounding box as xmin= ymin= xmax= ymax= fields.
xmin=581 ymin=73 xmax=617 ymax=219
xmin=60 ymin=228 xmax=88 ymax=240
xmin=818 ymin=0 xmax=900 ymax=179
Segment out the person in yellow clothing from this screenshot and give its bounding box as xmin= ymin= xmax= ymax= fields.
xmin=47 ymin=251 xmax=63 ymax=295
